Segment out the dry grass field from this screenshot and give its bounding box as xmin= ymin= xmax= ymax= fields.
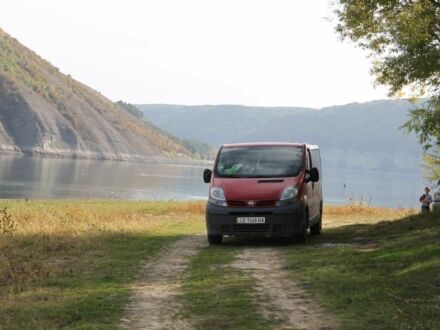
xmin=0 ymin=200 xmax=436 ymax=329
xmin=324 ymin=202 xmax=416 ymax=227
xmin=0 ymin=200 xmax=205 ymax=328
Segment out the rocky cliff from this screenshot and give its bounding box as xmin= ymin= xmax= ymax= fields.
xmin=0 ymin=28 xmax=190 ymax=161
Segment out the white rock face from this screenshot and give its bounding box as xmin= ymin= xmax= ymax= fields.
xmin=0 ymin=29 xmax=190 ymax=161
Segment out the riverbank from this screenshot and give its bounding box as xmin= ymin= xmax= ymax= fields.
xmin=284 ymin=207 xmax=440 ymax=329
xmin=0 ymin=200 xmax=437 ymax=329
xmin=0 ymin=154 xmax=422 ymax=205
xmin=0 ymin=148 xmax=213 ymax=166
xmin=0 ymin=200 xmax=205 ymax=328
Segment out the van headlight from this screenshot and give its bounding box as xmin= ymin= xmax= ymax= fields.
xmin=278 ymin=186 xmax=298 ymax=206
xmin=209 ymin=186 xmax=227 ymax=207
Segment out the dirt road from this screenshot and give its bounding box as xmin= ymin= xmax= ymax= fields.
xmin=120 ymin=237 xmax=337 ymax=330
xmin=120 ymin=235 xmax=206 ymax=329
xmin=231 ymin=247 xmax=338 ymax=330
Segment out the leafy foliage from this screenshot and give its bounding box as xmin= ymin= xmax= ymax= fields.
xmin=402 ymin=95 xmax=440 ymax=149
xmin=180 ymin=139 xmax=216 ymax=160
xmin=334 ymin=0 xmax=440 ymax=178
xmin=118 ymin=101 xmax=213 ymax=158
xmin=335 ymin=0 xmax=440 ymax=94
xmin=116 ymin=102 xmax=214 ymax=159
xmin=116 ymin=100 xmax=144 ymax=120
xmin=422 ymin=146 xmax=440 ymax=180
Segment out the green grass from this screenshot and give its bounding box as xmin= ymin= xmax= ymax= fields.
xmin=2 ymin=233 xmax=180 ymax=329
xmin=0 ymin=200 xmax=205 ymax=329
xmin=283 ymin=211 xmax=440 ymax=330
xmin=180 ymin=245 xmax=280 ymax=329
xmin=2 ymin=200 xmax=438 ymax=329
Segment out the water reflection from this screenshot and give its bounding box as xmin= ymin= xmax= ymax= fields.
xmin=0 ymin=155 xmax=208 ymax=200
xmin=323 ymin=168 xmax=423 ymax=208
xmin=0 ymin=155 xmax=424 ymax=207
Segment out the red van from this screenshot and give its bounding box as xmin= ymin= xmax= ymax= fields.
xmin=203 ymin=142 xmax=322 ymax=245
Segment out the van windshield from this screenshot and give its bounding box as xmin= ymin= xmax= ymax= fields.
xmin=215 ymin=146 xmax=304 ymax=178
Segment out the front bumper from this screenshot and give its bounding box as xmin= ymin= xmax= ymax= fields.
xmin=205 ymin=201 xmax=306 ymax=236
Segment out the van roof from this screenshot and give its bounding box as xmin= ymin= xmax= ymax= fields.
xmin=222 ymin=142 xmax=319 ymax=149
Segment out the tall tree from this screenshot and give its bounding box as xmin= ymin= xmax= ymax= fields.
xmin=334 ymin=0 xmax=440 ymax=178
xmin=423 ymin=147 xmax=440 ymax=180
xmin=116 ymin=100 xmax=144 ymax=120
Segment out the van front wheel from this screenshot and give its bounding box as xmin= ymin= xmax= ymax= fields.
xmin=310 ymin=206 xmax=322 ymax=235
xmin=294 ymin=225 xmax=307 ymax=243
xmin=310 ymin=218 xmax=322 ymax=235
xmin=207 ymin=234 xmax=223 ymax=245
xmin=293 ymin=211 xmax=308 ymax=243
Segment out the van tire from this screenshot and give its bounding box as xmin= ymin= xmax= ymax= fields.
xmin=310 ymin=205 xmax=323 ymax=235
xmin=310 ymin=219 xmax=322 ymax=235
xmin=208 ymin=234 xmax=223 ymax=245
xmin=293 ymin=211 xmax=308 ymax=243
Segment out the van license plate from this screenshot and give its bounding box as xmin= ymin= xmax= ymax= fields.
xmin=236 ymin=217 xmax=266 ymax=224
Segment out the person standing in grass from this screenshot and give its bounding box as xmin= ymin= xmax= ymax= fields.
xmin=419 ymin=187 xmax=433 ymax=213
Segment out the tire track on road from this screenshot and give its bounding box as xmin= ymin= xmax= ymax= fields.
xmin=231 ymin=247 xmax=338 ymax=330
xmin=120 ymin=235 xmax=206 ymax=330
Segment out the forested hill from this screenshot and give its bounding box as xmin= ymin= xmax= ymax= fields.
xmin=138 ymin=100 xmax=423 ymax=172
xmin=0 ymin=28 xmax=190 ymax=161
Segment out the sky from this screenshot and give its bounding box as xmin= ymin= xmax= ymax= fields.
xmin=0 ymin=0 xmax=391 ymax=108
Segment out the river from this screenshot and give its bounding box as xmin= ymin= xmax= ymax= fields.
xmin=0 ymin=155 xmax=426 ymax=208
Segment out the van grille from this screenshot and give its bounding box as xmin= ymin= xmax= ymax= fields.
xmin=227 ymin=200 xmax=277 ymax=208
xmin=229 ymin=211 xmax=273 ymax=216
xmin=228 ymin=200 xmax=247 ymax=207
xmin=256 ymin=200 xmax=277 ymax=207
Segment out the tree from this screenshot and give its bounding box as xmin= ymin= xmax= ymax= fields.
xmin=423 ymin=147 xmax=440 ymax=180
xmin=334 ymin=0 xmax=440 ymax=178
xmin=116 ymin=100 xmax=144 ymax=120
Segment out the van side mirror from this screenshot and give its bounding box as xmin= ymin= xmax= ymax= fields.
xmin=203 ymin=169 xmax=212 ymax=183
xmin=307 ymin=167 xmax=319 ymax=183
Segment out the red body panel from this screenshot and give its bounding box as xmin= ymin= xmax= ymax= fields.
xmin=210 ymin=143 xmax=307 ymax=205
xmin=213 ymin=176 xmax=303 ymax=202
xmin=205 ymin=142 xmax=323 ymax=240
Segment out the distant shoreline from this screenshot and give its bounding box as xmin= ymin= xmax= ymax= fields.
xmin=0 ymin=148 xmax=213 ymax=166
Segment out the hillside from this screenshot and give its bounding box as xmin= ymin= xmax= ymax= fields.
xmin=138 ymin=101 xmax=423 ymax=172
xmin=0 ymin=28 xmax=190 ymax=161
xmin=1 ymin=201 xmax=438 ymax=329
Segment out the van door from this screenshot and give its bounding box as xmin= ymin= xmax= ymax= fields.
xmin=306 ymin=148 xmax=318 ymax=221
xmin=310 ymin=149 xmax=323 ymax=222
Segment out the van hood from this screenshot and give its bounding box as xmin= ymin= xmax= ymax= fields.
xmin=212 ymin=176 xmax=301 ymax=201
